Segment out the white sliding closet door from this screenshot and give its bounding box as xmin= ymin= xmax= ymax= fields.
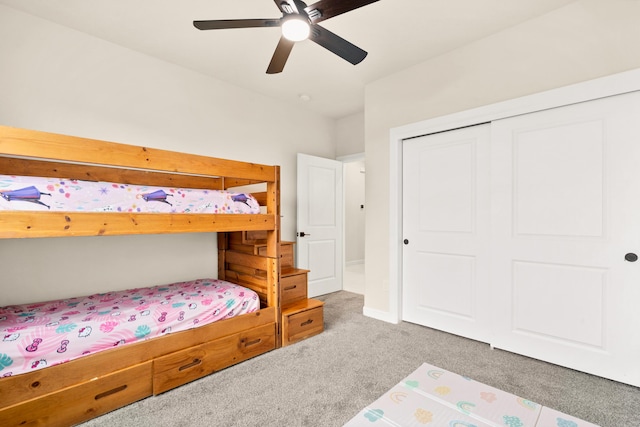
xmin=490 ymin=91 xmax=640 ymax=386
xmin=402 ymin=124 xmax=491 ymax=343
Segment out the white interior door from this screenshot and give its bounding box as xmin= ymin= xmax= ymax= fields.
xmin=490 ymin=91 xmax=640 ymax=387
xmin=402 ymin=124 xmax=491 ymax=343
xmin=297 ymin=153 xmax=343 ymax=297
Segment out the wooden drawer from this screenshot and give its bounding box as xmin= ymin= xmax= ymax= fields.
xmin=257 ymin=241 xmax=294 ymax=268
xmin=243 ymin=230 xmax=268 ymax=243
xmin=228 ymin=230 xmax=268 ymax=246
xmin=153 ymin=322 xmax=275 ymax=394
xmin=282 ymin=299 xmax=324 ymax=346
xmin=281 ymin=270 xmax=308 ymax=306
xmin=0 ymin=362 xmax=153 ymax=427
xmin=281 ymin=243 xmax=294 ymax=268
xmin=228 ymin=234 xmax=295 ymax=269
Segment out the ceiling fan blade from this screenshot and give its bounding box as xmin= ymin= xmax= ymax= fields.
xmin=267 ymin=37 xmax=295 ymax=74
xmin=309 ymin=24 xmax=367 ymax=65
xmin=194 ymin=19 xmax=280 ymax=30
xmin=304 ymin=0 xmax=379 ymax=23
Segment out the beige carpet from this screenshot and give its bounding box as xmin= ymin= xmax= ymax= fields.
xmin=80 ymin=291 xmax=639 ymax=427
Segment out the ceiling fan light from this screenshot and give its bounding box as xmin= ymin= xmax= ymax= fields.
xmin=281 ymin=17 xmax=310 ymax=42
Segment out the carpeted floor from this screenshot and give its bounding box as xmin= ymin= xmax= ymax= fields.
xmin=80 ymin=291 xmax=639 ymax=427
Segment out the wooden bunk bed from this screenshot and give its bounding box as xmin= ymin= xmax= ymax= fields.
xmin=0 ymin=125 xmax=282 ymax=426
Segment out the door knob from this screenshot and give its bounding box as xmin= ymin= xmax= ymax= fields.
xmin=625 ymin=253 xmax=638 ymax=262
xmin=298 ymin=232 xmax=311 ymax=237
xmin=403 ymin=239 xmax=409 ymax=245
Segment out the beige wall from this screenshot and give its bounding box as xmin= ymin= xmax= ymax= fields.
xmin=344 ymin=160 xmax=366 ymax=265
xmin=363 ymin=0 xmax=640 ymax=315
xmin=4 ymin=1 xmax=640 ymax=308
xmin=0 ymin=6 xmax=336 ymax=305
xmin=336 ymin=112 xmax=365 ymax=157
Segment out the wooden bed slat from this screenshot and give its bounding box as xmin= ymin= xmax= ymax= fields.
xmin=223 ymin=178 xmax=265 ymax=189
xmin=0 ymin=157 xmax=225 ymax=189
xmin=0 ymin=211 xmax=275 ymax=238
xmin=0 ymin=126 xmax=277 ymax=182
xmin=224 ymin=249 xmax=272 ymax=269
xmin=252 ymin=191 xmax=268 ymax=206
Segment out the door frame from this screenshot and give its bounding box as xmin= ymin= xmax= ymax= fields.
xmin=385 ymin=68 xmax=640 ymax=324
xmin=337 ymin=152 xmax=365 ymax=292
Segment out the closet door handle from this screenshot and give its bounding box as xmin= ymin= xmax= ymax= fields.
xmin=298 ymin=232 xmax=311 ymax=237
xmin=403 ymin=239 xmax=409 ymax=245
xmin=625 ymin=253 xmax=638 ymax=262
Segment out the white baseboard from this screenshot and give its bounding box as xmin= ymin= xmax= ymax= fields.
xmin=345 ymin=259 xmax=364 ymax=267
xmin=362 ymin=306 xmax=400 ymax=324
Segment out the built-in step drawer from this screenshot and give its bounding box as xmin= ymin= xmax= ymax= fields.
xmin=227 ymin=232 xmax=296 ymax=269
xmin=281 ymin=299 xmax=324 ymax=346
xmin=0 ymin=361 xmax=153 ymax=427
xmin=281 ymin=268 xmax=308 ymax=306
xmin=257 ymin=242 xmax=294 ymax=268
xmin=152 ymin=322 xmax=276 ymax=394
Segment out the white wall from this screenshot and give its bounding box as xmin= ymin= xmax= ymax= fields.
xmin=0 ymin=6 xmax=336 ymax=305
xmin=363 ymin=0 xmax=640 ymax=316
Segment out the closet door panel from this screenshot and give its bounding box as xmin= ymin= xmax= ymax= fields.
xmin=403 ymin=124 xmax=491 ymax=343
xmin=491 ymin=91 xmax=640 ymax=387
xmin=512 ymin=119 xmax=604 ymax=238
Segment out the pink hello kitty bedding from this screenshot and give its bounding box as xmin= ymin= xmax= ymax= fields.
xmin=0 ymin=278 xmax=260 ymax=377
xmin=0 ymin=175 xmax=260 ymax=214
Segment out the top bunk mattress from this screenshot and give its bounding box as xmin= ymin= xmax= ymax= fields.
xmin=0 ymin=175 xmax=260 ymax=214
xmin=0 ymin=278 xmax=260 ymax=377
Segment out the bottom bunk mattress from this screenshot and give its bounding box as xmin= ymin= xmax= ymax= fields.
xmin=0 ymin=278 xmax=259 ymax=377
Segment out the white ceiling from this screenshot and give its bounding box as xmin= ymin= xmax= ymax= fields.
xmin=1 ymin=0 xmax=577 ymax=119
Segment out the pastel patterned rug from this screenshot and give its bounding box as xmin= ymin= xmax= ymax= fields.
xmin=344 ymin=362 xmax=599 ymax=427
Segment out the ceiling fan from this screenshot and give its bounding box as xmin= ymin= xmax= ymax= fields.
xmin=194 ymin=0 xmax=380 ymax=74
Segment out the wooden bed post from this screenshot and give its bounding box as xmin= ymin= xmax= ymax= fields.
xmin=266 ymin=166 xmax=282 ymax=346
xmin=217 ymin=233 xmax=228 ymax=281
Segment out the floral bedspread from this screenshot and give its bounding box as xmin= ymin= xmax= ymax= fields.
xmin=0 ymin=175 xmax=260 ymax=214
xmin=0 ymin=278 xmax=259 ymax=377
